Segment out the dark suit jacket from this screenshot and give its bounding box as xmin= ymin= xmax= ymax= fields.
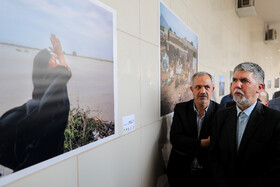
xmin=167 ymin=99 xmax=223 ymax=186
xmin=272 ymin=90 xmax=280 ymax=99
xmin=269 ymin=97 xmax=280 ymax=111
xmin=209 ymin=102 xmax=280 ymax=187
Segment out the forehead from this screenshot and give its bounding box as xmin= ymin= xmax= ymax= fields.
xmin=193 ymin=75 xmax=212 ymax=85
xmin=233 ymin=70 xmax=254 ymax=79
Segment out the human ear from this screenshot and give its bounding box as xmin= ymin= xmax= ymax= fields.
xmin=256 ymin=83 xmax=264 ymax=93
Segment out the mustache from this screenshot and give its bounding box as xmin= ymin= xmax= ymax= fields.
xmin=233 ymin=89 xmax=244 ymax=96
xmin=198 ymin=93 xmax=208 ymax=97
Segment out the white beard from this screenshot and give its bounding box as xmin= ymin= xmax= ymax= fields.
xmin=233 ymin=89 xmax=250 ymax=108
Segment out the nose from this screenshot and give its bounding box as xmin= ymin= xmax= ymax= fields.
xmin=200 ymin=87 xmax=206 ymax=93
xmin=234 ymin=80 xmax=242 ymax=88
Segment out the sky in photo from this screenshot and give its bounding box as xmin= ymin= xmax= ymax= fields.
xmin=160 ymin=2 xmax=198 ymax=49
xmin=0 ymin=0 xmax=114 ymax=61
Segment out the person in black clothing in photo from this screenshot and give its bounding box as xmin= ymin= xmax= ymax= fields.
xmin=0 ymin=34 xmax=71 ymax=172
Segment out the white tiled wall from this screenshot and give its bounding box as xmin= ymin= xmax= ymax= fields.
xmin=4 ymin=157 xmax=78 ymax=187
xmin=3 ymin=0 xmax=280 ymax=186
xmin=117 ymin=31 xmax=141 ymax=131
xmin=78 ymin=131 xmax=142 ymax=187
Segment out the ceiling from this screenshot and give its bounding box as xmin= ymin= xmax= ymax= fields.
xmin=254 ymin=0 xmax=280 ymax=24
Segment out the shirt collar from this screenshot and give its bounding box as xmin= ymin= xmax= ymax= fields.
xmin=236 ymin=100 xmax=257 ymax=117
xmin=193 ymin=100 xmax=210 ymax=115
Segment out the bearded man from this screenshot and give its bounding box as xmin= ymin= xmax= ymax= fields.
xmin=209 ymin=62 xmax=280 ymax=187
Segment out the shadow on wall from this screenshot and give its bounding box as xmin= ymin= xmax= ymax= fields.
xmin=156 ymin=115 xmax=173 ymax=187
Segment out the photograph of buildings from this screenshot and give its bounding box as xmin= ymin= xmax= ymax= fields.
xmin=160 ymin=2 xmax=198 ymax=116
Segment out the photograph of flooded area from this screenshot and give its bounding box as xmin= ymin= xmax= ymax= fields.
xmin=160 ymin=2 xmax=198 ymax=116
xmin=0 ymin=0 xmax=116 ymax=174
xmin=0 ymin=42 xmax=115 ymax=144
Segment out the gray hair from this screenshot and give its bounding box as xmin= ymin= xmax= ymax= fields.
xmin=191 ymin=71 xmax=214 ymax=86
xmin=234 ymin=62 xmax=264 ymax=84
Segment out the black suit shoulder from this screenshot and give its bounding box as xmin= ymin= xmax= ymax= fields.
xmin=174 ymin=100 xmax=193 ymax=110
xmin=269 ymin=98 xmax=280 ymax=112
xmin=209 ymin=100 xmax=224 ymax=112
xmin=174 ymin=99 xmax=223 ymax=113
xmin=216 ymin=104 xmax=235 ymax=114
xmin=273 ymin=90 xmax=280 ymax=99
xmin=212 ymin=105 xmax=237 ymax=133
xmin=262 ymin=104 xmax=280 ymax=121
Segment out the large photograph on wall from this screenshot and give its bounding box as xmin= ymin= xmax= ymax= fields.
xmin=0 ymin=0 xmax=116 ymax=178
xmin=160 ymin=2 xmax=198 ymax=117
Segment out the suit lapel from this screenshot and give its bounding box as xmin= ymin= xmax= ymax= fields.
xmin=238 ymin=102 xmax=264 ymax=154
xmin=199 ymin=101 xmax=213 ymax=138
xmin=186 ymin=100 xmax=198 ymax=138
xmin=227 ymin=107 xmax=238 ymax=155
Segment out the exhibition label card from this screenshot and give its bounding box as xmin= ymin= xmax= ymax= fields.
xmin=122 ymin=114 xmax=135 ymax=135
